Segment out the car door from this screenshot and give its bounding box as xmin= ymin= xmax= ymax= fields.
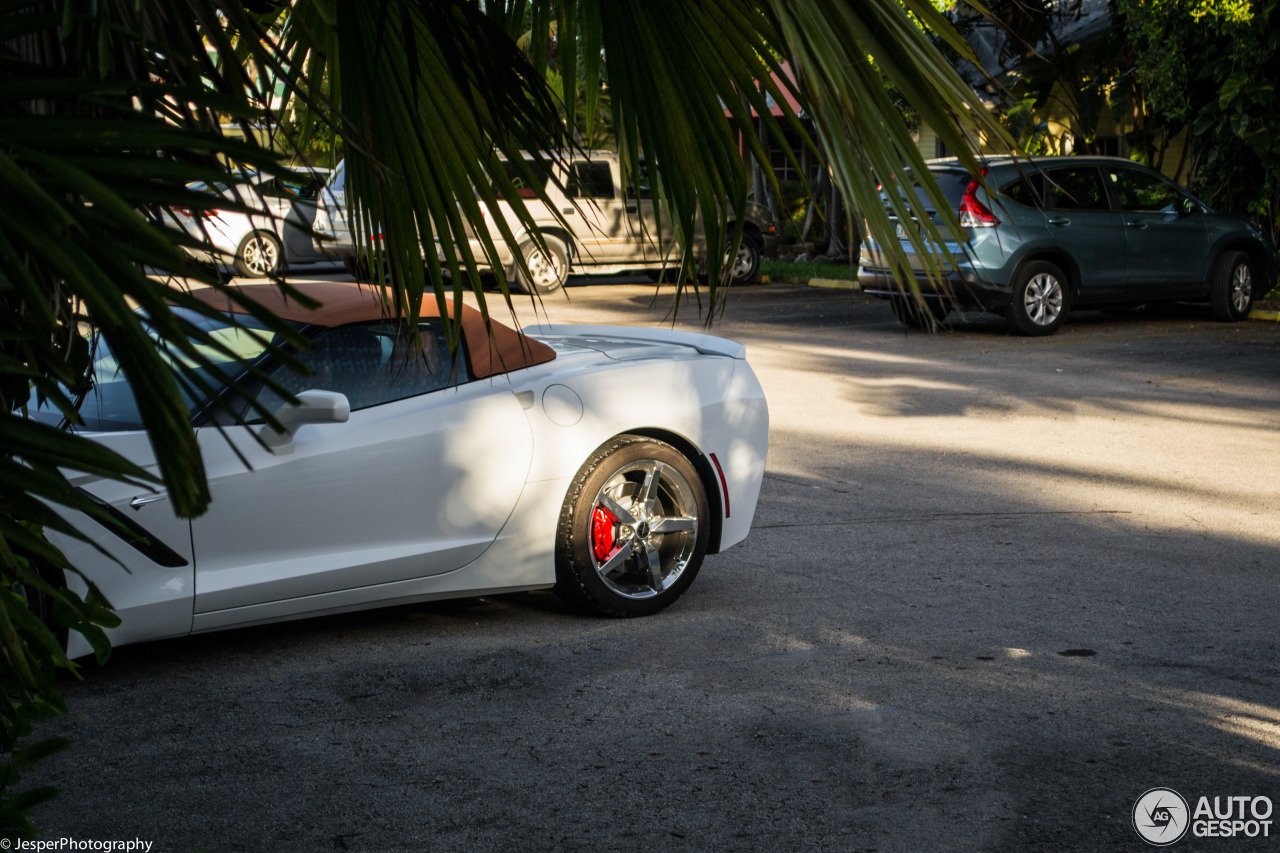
xmin=629 ymin=158 xmax=679 ymax=264
xmin=256 ymin=176 xmax=323 ymax=264
xmin=1104 ymin=165 xmax=1209 ymax=299
xmin=565 ymin=158 xmax=635 ymax=264
xmin=189 ymin=319 xmax=534 ymax=624
xmin=34 ymin=329 xmax=204 ymax=647
xmin=1042 ymin=166 xmax=1128 ymax=303
xmin=279 ymin=175 xmax=327 ymax=262
xmin=57 ymin=434 xmax=197 ymax=647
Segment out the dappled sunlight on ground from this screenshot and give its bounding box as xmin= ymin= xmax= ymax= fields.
xmin=30 ymin=282 xmax=1280 ymax=850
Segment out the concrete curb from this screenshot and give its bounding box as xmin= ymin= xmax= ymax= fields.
xmin=808 ymin=278 xmax=861 ymax=290
xmin=1248 ymin=309 xmax=1280 ymax=321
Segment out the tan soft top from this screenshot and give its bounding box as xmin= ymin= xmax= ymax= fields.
xmin=186 ymin=281 xmax=555 ymax=379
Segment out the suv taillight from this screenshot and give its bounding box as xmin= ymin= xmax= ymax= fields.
xmin=958 ymin=179 xmax=999 ymax=228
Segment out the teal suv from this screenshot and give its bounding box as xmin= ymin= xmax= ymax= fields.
xmin=859 ymin=156 xmax=1275 ymax=335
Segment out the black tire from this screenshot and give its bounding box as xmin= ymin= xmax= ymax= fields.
xmin=729 ymin=237 xmax=761 ymax=285
xmin=513 ymin=235 xmax=569 ymax=294
xmin=1209 ymin=250 xmax=1256 ymax=321
xmin=889 ymin=295 xmax=950 ymax=330
xmin=555 ymin=436 xmax=710 ymax=617
xmin=233 ymin=231 xmax=282 ymax=277
xmin=657 ymin=267 xmax=683 ymax=285
xmin=1006 ymin=259 xmax=1069 ymax=336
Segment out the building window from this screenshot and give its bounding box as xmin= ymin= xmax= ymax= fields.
xmin=769 ymin=127 xmax=804 ymax=183
xmin=1095 ymin=135 xmax=1125 ymax=158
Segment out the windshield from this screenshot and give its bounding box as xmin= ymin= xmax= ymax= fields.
xmin=28 ymin=308 xmax=295 ymax=432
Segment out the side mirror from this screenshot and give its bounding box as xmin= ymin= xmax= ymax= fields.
xmin=261 ymin=390 xmax=350 ymax=448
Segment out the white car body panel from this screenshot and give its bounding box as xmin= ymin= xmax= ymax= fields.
xmin=190 ymin=382 xmax=532 ymax=615
xmin=50 ymin=323 xmax=767 ymax=659
xmin=510 ymin=328 xmax=768 ymax=550
xmin=189 ymin=475 xmax=570 ymax=635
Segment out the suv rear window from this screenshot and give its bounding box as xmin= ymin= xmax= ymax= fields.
xmin=880 ymin=170 xmax=972 ymax=216
xmin=928 ymin=170 xmax=975 ymax=211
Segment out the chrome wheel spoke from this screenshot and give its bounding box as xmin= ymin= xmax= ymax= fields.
xmin=640 ymin=542 xmax=663 ymax=591
xmin=638 ymin=462 xmax=663 ymax=509
xmin=652 ymin=515 xmax=695 ymax=534
xmin=1232 ymin=265 xmax=1252 ymax=312
xmin=597 ymin=492 xmax=636 ymax=525
xmin=598 ymin=541 xmax=634 ymax=576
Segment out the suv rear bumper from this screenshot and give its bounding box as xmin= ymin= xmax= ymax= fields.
xmin=859 ymin=267 xmax=1010 ymax=311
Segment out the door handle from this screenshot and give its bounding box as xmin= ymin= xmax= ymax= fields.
xmin=129 ymin=493 xmax=168 ymax=510
xmin=561 ymin=207 xmax=576 ymax=215
xmin=1047 ymin=217 xmax=1071 ymax=227
xmin=626 ymin=206 xmax=637 ymax=214
xmin=1126 ymin=220 xmax=1149 ymax=230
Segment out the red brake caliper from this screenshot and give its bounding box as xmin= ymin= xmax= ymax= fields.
xmin=591 ymin=505 xmax=618 ymax=562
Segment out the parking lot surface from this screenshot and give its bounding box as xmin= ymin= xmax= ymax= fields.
xmin=29 ymin=279 xmax=1280 ymax=851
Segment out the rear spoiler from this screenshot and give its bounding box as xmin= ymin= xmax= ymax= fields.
xmin=522 ymin=323 xmax=746 ymax=359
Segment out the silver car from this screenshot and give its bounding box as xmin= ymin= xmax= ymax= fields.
xmin=169 ymin=168 xmax=334 ymax=277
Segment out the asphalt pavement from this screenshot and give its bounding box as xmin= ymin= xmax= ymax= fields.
xmin=26 ymin=278 xmax=1280 ymax=852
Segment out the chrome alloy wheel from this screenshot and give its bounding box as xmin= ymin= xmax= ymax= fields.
xmin=241 ymin=234 xmax=280 ymax=276
xmin=528 ymin=246 xmax=565 ymax=291
xmin=1231 ymin=262 xmax=1253 ymax=314
xmin=731 ymin=242 xmax=753 ymax=279
xmin=1023 ymin=272 xmax=1064 ymax=326
xmin=587 ymin=459 xmax=700 ymax=599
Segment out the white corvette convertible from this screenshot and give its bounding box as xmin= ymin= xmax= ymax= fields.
xmin=41 ymin=281 xmax=768 ymax=658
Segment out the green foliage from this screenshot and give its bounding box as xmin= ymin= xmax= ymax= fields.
xmin=759 ymin=259 xmax=856 ymax=283
xmin=1002 ymin=35 xmax=1130 ymax=156
xmin=0 ymin=0 xmax=316 ymax=833
xmin=1119 ymin=0 xmax=1280 ymax=246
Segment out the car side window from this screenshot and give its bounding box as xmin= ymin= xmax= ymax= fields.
xmin=626 ymin=160 xmax=653 ymax=200
xmin=258 ymin=177 xmax=296 ymax=200
xmin=566 ymin=162 xmax=615 ymax=200
xmin=1045 ymin=168 xmax=1110 ymax=211
xmin=252 ymin=319 xmax=467 ymax=417
xmin=1107 ymin=168 xmax=1191 ymax=215
xmin=1001 ymin=174 xmax=1046 ymax=208
xmin=291 ymin=177 xmax=325 ymax=201
xmin=495 ymin=160 xmax=550 ymax=200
